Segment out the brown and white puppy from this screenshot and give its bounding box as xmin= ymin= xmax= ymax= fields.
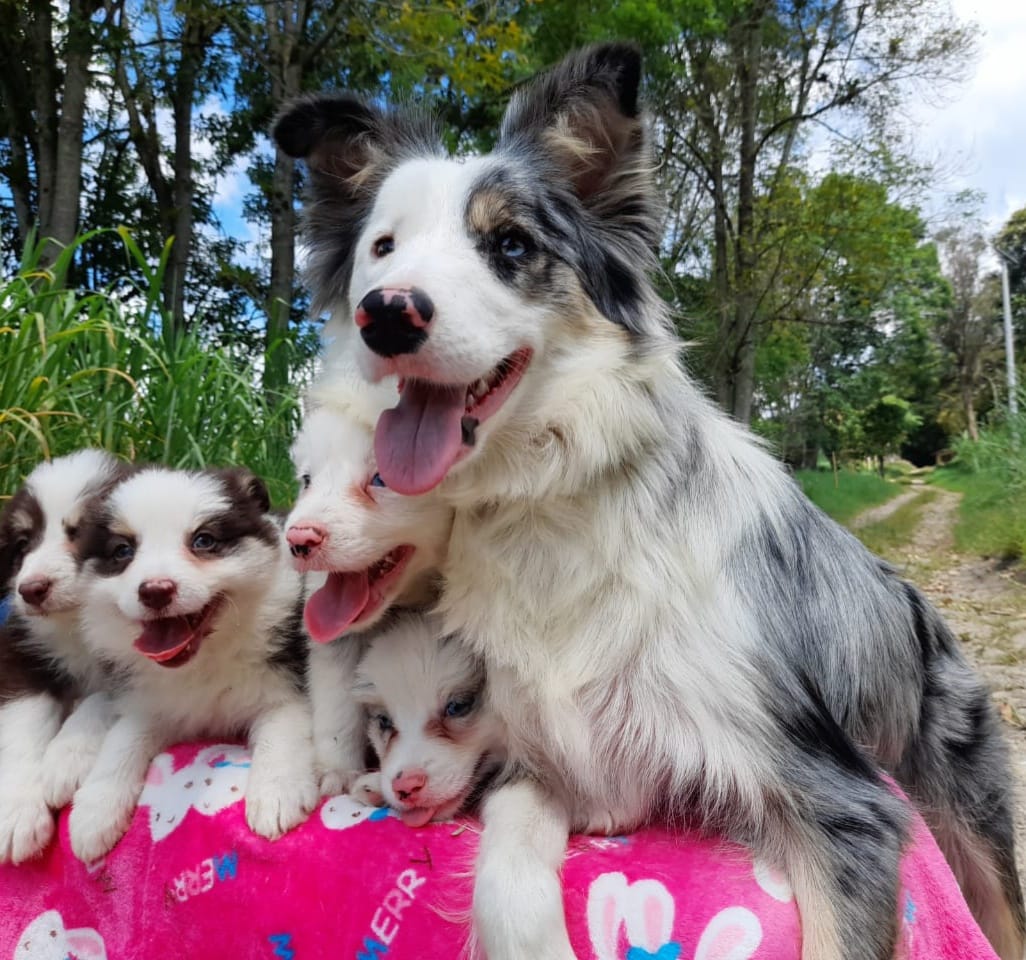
xmin=0 ymin=449 xmax=127 ymax=863
xmin=349 ymin=612 xmax=504 ymax=827
xmin=67 ymin=466 xmax=317 ymax=863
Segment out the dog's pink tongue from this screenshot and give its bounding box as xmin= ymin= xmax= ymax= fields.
xmin=375 ymin=380 xmax=466 ymax=495
xmin=304 ymin=572 xmax=370 ymax=643
xmin=134 ymin=618 xmax=193 ymax=663
xmin=399 ymin=806 xmax=438 ymax=828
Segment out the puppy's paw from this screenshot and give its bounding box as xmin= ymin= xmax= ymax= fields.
xmin=245 ymin=768 xmax=318 ymax=840
xmin=349 ymin=771 xmax=385 ymax=807
xmin=319 ymin=767 xmax=367 ymax=798
xmin=68 ymin=781 xmax=135 ymax=863
xmin=0 ymin=783 xmax=55 ymax=863
xmin=41 ymin=737 xmax=101 ymax=809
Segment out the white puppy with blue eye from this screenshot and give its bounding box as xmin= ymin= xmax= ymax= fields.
xmin=349 ymin=612 xmax=506 ymax=827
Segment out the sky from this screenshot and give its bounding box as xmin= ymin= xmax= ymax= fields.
xmin=910 ymin=0 xmax=1026 ymax=233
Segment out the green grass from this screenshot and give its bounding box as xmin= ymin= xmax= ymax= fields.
xmin=932 ymin=464 xmax=1026 ymax=561
xmin=0 ymin=230 xmax=305 ymax=505
xmin=853 ymin=487 xmax=936 ymax=560
xmin=796 ymin=468 xmax=903 ymax=525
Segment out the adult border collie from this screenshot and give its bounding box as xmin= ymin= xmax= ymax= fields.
xmin=274 ymin=44 xmax=1024 ymax=960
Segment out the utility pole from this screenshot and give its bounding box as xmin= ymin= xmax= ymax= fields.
xmin=998 ymin=246 xmax=1018 ymax=419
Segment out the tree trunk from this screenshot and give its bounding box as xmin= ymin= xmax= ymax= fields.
xmin=26 ymin=0 xmax=58 ymax=245
xmin=962 ymin=377 xmax=979 ymax=441
xmin=728 ymin=0 xmax=769 ymax=424
xmin=44 ymin=0 xmax=98 ymax=265
xmin=165 ymin=11 xmax=215 ymax=331
xmin=263 ymin=31 xmax=304 ymax=395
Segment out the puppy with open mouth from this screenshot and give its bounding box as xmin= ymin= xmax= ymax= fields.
xmin=349 ymin=612 xmax=505 ymax=828
xmin=67 ymin=466 xmax=317 ymax=863
xmin=286 ymin=324 xmax=454 ymax=796
xmin=0 ymin=449 xmax=128 ymax=863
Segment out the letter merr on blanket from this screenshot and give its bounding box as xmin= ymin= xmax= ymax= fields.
xmin=0 ymin=742 xmax=998 ymax=959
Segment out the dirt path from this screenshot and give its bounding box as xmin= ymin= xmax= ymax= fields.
xmin=851 ymin=486 xmax=1026 ymax=891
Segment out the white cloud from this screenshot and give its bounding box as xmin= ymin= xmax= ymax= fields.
xmin=912 ymin=0 xmax=1026 ymax=230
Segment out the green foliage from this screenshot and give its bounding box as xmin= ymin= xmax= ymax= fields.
xmin=933 ymin=414 xmax=1026 ymax=560
xmin=0 ymin=231 xmax=302 ymax=505
xmin=795 ymin=468 xmax=901 ymax=525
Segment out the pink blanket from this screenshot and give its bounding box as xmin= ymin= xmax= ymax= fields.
xmin=0 ymin=742 xmax=996 ymax=959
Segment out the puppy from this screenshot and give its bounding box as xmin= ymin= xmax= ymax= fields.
xmin=0 ymin=449 xmax=127 ymax=863
xmin=275 ymin=43 xmax=1025 ymax=960
xmin=350 ymin=612 xmax=504 ymax=827
xmin=287 ymin=330 xmax=454 ymax=795
xmin=68 ymin=466 xmax=317 ymax=862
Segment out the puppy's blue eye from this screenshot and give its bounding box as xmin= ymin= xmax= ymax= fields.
xmin=444 ymin=696 xmax=475 ymax=719
xmin=375 ymin=713 xmax=394 ymax=733
xmin=370 ymin=472 xmax=386 ymax=489
xmin=498 ymin=232 xmax=529 ymax=259
xmin=191 ymin=532 xmax=216 ymax=551
xmin=112 ymin=542 xmax=134 ymax=562
xmin=373 ymin=236 xmax=395 ymax=258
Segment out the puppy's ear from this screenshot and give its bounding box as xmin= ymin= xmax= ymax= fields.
xmin=271 ymin=93 xmax=441 ymax=312
xmin=498 ymin=43 xmax=645 ymax=205
xmin=218 ymin=468 xmax=272 ymax=515
xmin=0 ymin=487 xmax=37 ymax=590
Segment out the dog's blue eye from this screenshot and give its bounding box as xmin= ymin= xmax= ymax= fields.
xmin=112 ymin=542 xmax=134 ymax=562
xmin=375 ymin=713 xmax=394 ymax=733
xmin=498 ymin=232 xmax=529 ymax=259
xmin=444 ymin=696 xmax=475 ymax=719
xmin=191 ymin=532 xmax=216 ymax=551
xmin=373 ymin=235 xmax=395 ymax=258
xmin=370 ymin=472 xmax=386 ymax=488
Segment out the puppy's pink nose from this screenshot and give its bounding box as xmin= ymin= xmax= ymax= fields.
xmin=18 ymin=576 xmax=52 ymax=607
xmin=138 ymin=578 xmax=176 ymax=610
xmin=286 ymin=524 xmax=326 ymax=558
xmin=392 ymin=769 xmax=428 ymax=802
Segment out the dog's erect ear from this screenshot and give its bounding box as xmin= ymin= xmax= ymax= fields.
xmin=272 ymin=93 xmax=441 ymax=312
xmin=498 ymin=43 xmax=645 ymax=204
xmin=219 ymin=468 xmax=272 ymax=515
xmin=273 ymin=94 xmax=386 ymax=182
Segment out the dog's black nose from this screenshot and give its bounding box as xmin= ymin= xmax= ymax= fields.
xmin=139 ymin=578 xmax=176 ymax=610
xmin=355 ymin=287 xmax=434 ymax=358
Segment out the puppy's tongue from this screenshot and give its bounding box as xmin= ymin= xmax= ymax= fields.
xmin=134 ymin=618 xmax=194 ymax=663
xmin=399 ymin=806 xmax=438 ymax=828
xmin=304 ymin=571 xmax=370 ymax=643
xmin=375 ymin=380 xmax=465 ymax=495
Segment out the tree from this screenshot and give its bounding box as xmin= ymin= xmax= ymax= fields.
xmin=935 ymin=225 xmax=1003 ymax=441
xmin=0 ymin=0 xmax=110 ymax=266
xmin=657 ymin=0 xmax=976 ymax=422
xmin=995 ymin=206 xmax=1026 ymax=346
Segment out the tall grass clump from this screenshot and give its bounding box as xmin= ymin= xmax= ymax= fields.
xmin=796 ymin=467 xmax=901 ymax=526
xmin=933 ymin=412 xmax=1026 ymax=560
xmin=1 ymin=230 xmax=306 ymax=506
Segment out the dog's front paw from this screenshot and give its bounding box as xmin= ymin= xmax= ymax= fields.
xmin=349 ymin=771 xmax=385 ymax=807
xmin=41 ymin=737 xmax=102 ymax=810
xmin=68 ymin=781 xmax=135 ymax=863
xmin=0 ymin=782 xmax=55 ymax=863
xmin=319 ymin=767 xmax=367 ymax=798
xmin=245 ymin=768 xmax=318 ymax=840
